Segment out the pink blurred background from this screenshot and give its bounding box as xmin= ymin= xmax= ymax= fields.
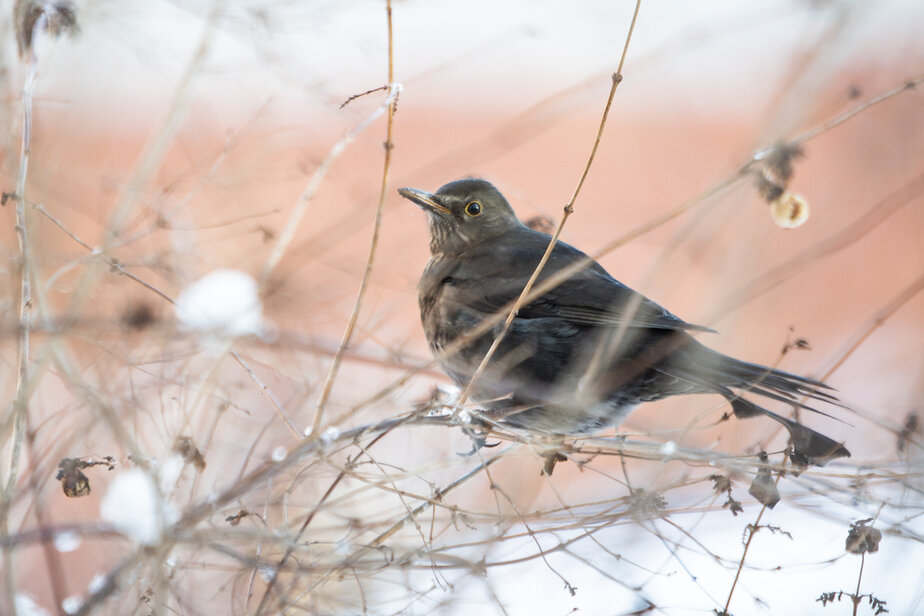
xmin=2 ymin=1 xmax=923 ymax=614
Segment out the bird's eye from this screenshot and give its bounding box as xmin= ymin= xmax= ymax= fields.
xmin=464 ymin=201 xmax=482 ymax=217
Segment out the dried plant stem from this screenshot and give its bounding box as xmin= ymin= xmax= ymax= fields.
xmin=25 ymin=426 xmax=68 ymax=611
xmin=72 ymin=550 xmax=147 ymax=616
xmin=32 ymin=197 xmax=301 ymax=440
xmin=34 ymin=203 xmax=176 ymax=303
xmin=76 ymin=415 xmax=410 ymax=613
xmin=791 ymin=73 xmax=924 ymax=146
xmin=457 ymin=0 xmax=640 ymax=410
xmin=311 ymin=452 xmax=505 ymax=591
xmin=566 ymin=0 xmax=639 ymax=208
xmin=820 ymin=270 xmax=924 ymax=383
xmin=723 ymin=505 xmax=767 ymax=614
xmin=104 ymin=0 xmax=223 ymax=244
xmin=230 ymin=351 xmax=301 ymax=439
xmin=312 ymin=0 xmax=398 ymax=436
xmin=761 ymin=268 xmax=924 ymax=447
xmin=260 ymin=88 xmax=399 ymax=287
xmin=256 ymin=410 xmax=419 ymax=614
xmin=254 ymin=470 xmax=347 ymax=615
xmin=490 ymin=473 xmax=577 ymax=594
xmin=2 ymin=17 xmax=42 ymax=613
xmin=853 ymin=553 xmax=866 ymax=616
xmin=66 ymin=0 xmax=222 ymax=301
xmin=11 ymin=2 xmax=226 ymax=477
xmin=70 ymin=413 xmax=489 ymax=611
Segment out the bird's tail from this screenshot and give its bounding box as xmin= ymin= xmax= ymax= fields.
xmin=672 ymin=343 xmax=850 ymax=465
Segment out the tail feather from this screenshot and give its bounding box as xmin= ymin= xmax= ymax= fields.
xmin=666 ymin=343 xmax=850 ymax=464
xmin=716 ymin=353 xmax=840 ymax=410
xmin=728 ymin=397 xmax=850 ymax=464
xmin=740 ymin=384 xmax=841 ymax=422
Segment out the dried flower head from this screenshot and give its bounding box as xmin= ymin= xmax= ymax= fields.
xmin=769 ymin=192 xmax=810 ymax=229
xmin=751 ymin=142 xmax=807 ymax=220
xmin=172 ymin=436 xmax=206 ymax=472
xmin=628 ymin=488 xmax=667 ymax=519
xmin=845 ymin=518 xmax=882 ymax=554
xmin=711 ymin=475 xmax=742 ymax=516
xmin=748 ymin=451 xmax=781 ymax=508
xmin=763 ymin=142 xmax=803 ymax=185
xmin=56 ymin=456 xmax=115 ymax=498
xmin=56 ymin=458 xmax=90 ymax=498
xmin=14 ymin=0 xmax=79 ymax=59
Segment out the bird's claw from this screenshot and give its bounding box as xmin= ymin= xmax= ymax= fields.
xmin=457 ymin=422 xmax=500 ymax=456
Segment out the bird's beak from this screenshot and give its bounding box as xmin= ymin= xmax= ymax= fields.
xmin=398 ymin=187 xmax=451 ymax=215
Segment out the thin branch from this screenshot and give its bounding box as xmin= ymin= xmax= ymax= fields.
xmin=312 ymin=0 xmax=399 ymax=436
xmin=819 ymin=271 xmax=924 ymax=382
xmin=723 ymin=506 xmax=767 ymax=614
xmin=34 ymin=203 xmax=177 ymax=304
xmin=340 ymin=84 xmax=389 ymax=109
xmin=103 ymin=1 xmax=224 ymax=244
xmin=2 ymin=10 xmax=42 ymax=610
xmin=259 ymin=84 xmax=400 ymax=287
xmin=853 ymin=553 xmax=865 ymax=616
xmin=455 ymin=0 xmax=641 ymax=410
xmin=230 ymin=351 xmax=301 ymax=439
xmin=791 ymin=74 xmax=924 ymax=146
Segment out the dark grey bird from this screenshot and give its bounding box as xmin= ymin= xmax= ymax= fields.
xmin=398 ymin=178 xmax=849 ymax=464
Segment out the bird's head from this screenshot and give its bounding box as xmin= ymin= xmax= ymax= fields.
xmin=399 ymin=178 xmax=522 ymax=255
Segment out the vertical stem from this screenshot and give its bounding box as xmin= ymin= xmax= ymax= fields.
xmin=723 ymin=506 xmax=767 ymax=614
xmin=2 ymin=17 xmax=44 ymax=613
xmin=312 ymin=0 xmax=397 ymax=435
xmin=456 ymin=68 xmax=623 ymax=409
xmin=852 ymin=553 xmax=865 ymax=616
xmin=454 ymin=0 xmax=641 ymax=411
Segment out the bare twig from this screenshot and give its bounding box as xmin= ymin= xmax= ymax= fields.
xmin=3 ymin=13 xmax=42 ymax=610
xmin=260 ymin=85 xmax=400 ymax=287
xmin=791 ymin=74 xmax=924 ymax=146
xmin=312 ymin=0 xmax=400 ymax=437
xmin=230 ymin=351 xmax=301 ymax=439
xmin=723 ymin=505 xmax=768 ymax=614
xmin=820 ymin=271 xmax=924 ymax=382
xmin=340 ymin=84 xmax=389 ymax=109
xmin=455 ymin=0 xmax=642 ymax=411
xmin=34 ymin=202 xmax=177 ymax=304
xmin=853 ymin=553 xmax=866 ymax=616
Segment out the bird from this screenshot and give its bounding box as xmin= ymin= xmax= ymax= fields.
xmin=398 ymin=178 xmax=849 ymax=465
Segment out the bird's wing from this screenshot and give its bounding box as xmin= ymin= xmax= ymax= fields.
xmin=457 ymin=230 xmax=714 ymax=333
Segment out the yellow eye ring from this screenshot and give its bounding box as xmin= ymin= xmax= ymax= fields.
xmin=464 ymin=201 xmax=482 ymax=217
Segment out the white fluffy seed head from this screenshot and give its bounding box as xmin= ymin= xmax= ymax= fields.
xmin=175 ymin=269 xmax=264 ymax=347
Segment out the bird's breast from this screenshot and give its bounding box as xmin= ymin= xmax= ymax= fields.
xmin=419 ymin=275 xmax=479 ymax=351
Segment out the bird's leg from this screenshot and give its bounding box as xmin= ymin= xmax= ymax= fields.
xmin=457 ymin=415 xmax=501 ymax=457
